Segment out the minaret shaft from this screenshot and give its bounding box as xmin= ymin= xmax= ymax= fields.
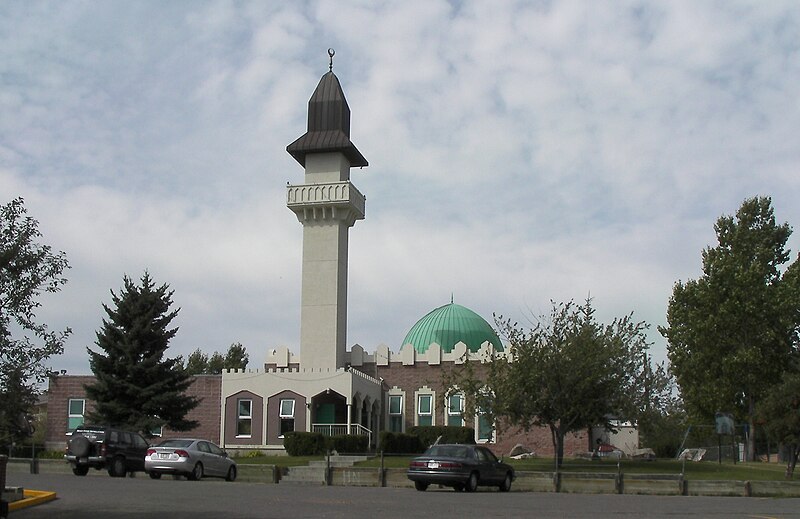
xmin=287 ymin=67 xmax=367 ymax=371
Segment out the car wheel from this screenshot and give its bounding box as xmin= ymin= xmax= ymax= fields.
xmin=465 ymin=472 xmax=479 ymax=492
xmin=188 ymin=462 xmax=203 ymax=481
xmin=108 ymin=457 xmax=126 ymax=478
xmin=499 ymin=472 xmax=512 ymax=492
xmin=225 ymin=466 xmax=237 ymax=482
xmin=68 ymin=435 xmax=90 ymax=458
xmin=72 ymin=465 xmax=89 ymax=476
xmin=414 ymin=481 xmax=428 ymax=492
xmin=148 ymin=471 xmax=162 ymax=480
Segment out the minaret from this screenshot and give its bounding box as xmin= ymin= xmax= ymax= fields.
xmin=286 ymin=50 xmax=367 ymax=371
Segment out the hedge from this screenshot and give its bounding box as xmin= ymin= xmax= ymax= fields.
xmin=284 ymin=432 xmax=369 ymax=455
xmin=283 ymin=432 xmax=327 ymax=456
xmin=407 ymin=426 xmax=476 ymax=448
xmin=327 ymin=434 xmax=369 ymax=454
xmin=379 ymin=432 xmax=424 ymax=454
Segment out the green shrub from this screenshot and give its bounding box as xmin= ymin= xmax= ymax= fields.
xmin=380 ymin=432 xmax=424 ymax=454
xmin=36 ymin=450 xmax=65 ymax=459
xmin=326 ymin=434 xmax=369 ymax=454
xmin=283 ymin=432 xmax=327 ymax=456
xmin=243 ymin=450 xmax=265 ymax=458
xmin=407 ymin=426 xmax=476 ymax=448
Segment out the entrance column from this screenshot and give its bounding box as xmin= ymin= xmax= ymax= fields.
xmin=346 ymin=403 xmax=352 ymax=435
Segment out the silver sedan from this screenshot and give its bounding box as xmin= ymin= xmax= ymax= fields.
xmin=145 ymin=438 xmax=237 ymax=481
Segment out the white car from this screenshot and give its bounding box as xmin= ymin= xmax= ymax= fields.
xmin=145 ymin=438 xmax=237 ymax=481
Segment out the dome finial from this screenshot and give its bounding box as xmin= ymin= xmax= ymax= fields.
xmin=451 ymin=293 xmax=454 ymax=304
xmin=328 ymin=48 xmax=335 ymax=72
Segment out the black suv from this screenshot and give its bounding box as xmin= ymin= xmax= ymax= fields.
xmin=65 ymin=426 xmax=150 ymax=477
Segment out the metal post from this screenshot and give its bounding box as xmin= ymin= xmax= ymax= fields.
xmin=326 ymin=450 xmax=331 ymax=486
xmin=0 ymin=455 xmax=8 ymax=518
xmin=379 ymin=450 xmax=385 ymax=487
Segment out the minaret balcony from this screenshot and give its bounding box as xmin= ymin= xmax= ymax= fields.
xmin=287 ymin=181 xmax=365 ymax=225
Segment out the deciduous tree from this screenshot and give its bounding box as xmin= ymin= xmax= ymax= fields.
xmin=661 ymin=196 xmax=798 ymax=460
xmin=449 ymin=299 xmax=667 ymax=467
xmin=0 ymin=197 xmax=70 ymax=444
xmin=757 ymin=369 xmax=800 ymax=478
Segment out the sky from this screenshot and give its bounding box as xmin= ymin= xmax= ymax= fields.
xmin=2 ymin=1 xmax=799 ymax=377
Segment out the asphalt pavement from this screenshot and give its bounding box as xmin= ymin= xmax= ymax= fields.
xmin=6 ymin=472 xmax=800 ymax=518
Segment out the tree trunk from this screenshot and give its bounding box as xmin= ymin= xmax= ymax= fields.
xmin=549 ymin=424 xmax=565 ymax=469
xmin=747 ymin=397 xmax=756 ymax=462
xmin=786 ymin=444 xmax=799 ymax=479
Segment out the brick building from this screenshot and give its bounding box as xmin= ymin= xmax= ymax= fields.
xmin=45 ymin=55 xmax=599 ymax=458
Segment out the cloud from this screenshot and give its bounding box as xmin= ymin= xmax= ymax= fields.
xmin=1 ymin=1 xmax=799 ymax=376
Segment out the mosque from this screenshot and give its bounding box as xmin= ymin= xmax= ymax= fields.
xmin=45 ymin=54 xmax=614 ymax=458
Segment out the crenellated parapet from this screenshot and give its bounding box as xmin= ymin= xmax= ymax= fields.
xmin=345 ymin=341 xmax=506 ymax=367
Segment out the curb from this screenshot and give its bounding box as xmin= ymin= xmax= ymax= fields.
xmin=8 ymin=490 xmax=57 ymax=512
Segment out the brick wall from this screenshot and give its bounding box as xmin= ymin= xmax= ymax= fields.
xmin=45 ymin=375 xmax=97 ymax=450
xmin=45 ymin=374 xmax=222 ymax=449
xmin=375 ymin=361 xmax=589 ymax=458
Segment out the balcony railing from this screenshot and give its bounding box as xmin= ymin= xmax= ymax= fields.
xmin=312 ymin=423 xmax=372 ymax=446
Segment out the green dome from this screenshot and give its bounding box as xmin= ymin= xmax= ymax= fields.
xmin=402 ymin=303 xmax=503 ymax=354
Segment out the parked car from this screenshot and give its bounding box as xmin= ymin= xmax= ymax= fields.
xmin=407 ymin=444 xmax=515 ymax=492
xmin=65 ymin=425 xmax=149 ymax=477
xmin=145 ymin=438 xmax=237 ymax=481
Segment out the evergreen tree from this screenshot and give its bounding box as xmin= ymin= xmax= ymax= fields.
xmin=184 ymin=343 xmax=249 ymax=375
xmin=184 ymin=349 xmax=209 ymax=375
xmin=224 ymin=342 xmax=249 ymax=371
xmin=86 ymin=272 xmax=198 ymax=433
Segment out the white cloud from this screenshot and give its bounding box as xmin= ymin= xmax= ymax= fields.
xmin=1 ymin=1 xmax=799 ymax=376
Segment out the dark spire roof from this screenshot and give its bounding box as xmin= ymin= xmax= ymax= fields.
xmin=287 ymin=71 xmax=368 ymax=168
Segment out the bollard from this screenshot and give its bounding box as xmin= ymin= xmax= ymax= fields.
xmin=1 ymin=455 xmax=8 ymax=519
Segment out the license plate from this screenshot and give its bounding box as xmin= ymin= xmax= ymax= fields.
xmin=427 ymin=461 xmax=439 ymax=469
xmin=160 ymin=453 xmax=170 ymax=459
xmin=79 ymin=457 xmax=87 ymax=463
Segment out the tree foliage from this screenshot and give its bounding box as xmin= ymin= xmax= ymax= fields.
xmin=757 ymin=369 xmax=800 ymax=478
xmin=448 ymin=299 xmax=669 ymax=467
xmin=661 ymin=196 xmax=799 ymax=459
xmin=0 ymin=197 xmax=71 ymax=444
xmin=85 ymin=272 xmax=198 ymax=433
xmin=184 ymin=342 xmax=249 ymax=375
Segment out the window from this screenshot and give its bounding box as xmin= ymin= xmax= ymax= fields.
xmin=388 ymin=395 xmax=403 ymax=432
xmin=417 ymin=394 xmax=433 ymax=426
xmin=149 ymin=425 xmax=163 ymax=437
xmin=447 ymin=393 xmax=464 ymax=427
xmin=67 ymin=399 xmax=85 ymax=433
xmin=237 ymin=399 xmax=252 ymax=437
xmin=279 ymin=399 xmax=295 ymax=437
xmin=477 ymin=414 xmax=493 ymax=442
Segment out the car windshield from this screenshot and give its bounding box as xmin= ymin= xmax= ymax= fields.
xmin=424 ymin=445 xmax=472 ymax=459
xmin=157 ymin=439 xmax=194 ymax=448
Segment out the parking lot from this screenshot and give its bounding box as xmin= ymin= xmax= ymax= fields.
xmin=7 ymin=472 xmax=800 ymax=518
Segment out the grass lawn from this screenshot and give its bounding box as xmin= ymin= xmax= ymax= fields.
xmin=354 ymin=455 xmax=791 ymax=481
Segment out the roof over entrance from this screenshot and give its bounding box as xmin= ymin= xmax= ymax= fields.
xmin=401 ymin=302 xmax=504 ymax=354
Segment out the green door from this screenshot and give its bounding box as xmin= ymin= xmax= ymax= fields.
xmin=317 ymin=403 xmax=335 ymax=424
